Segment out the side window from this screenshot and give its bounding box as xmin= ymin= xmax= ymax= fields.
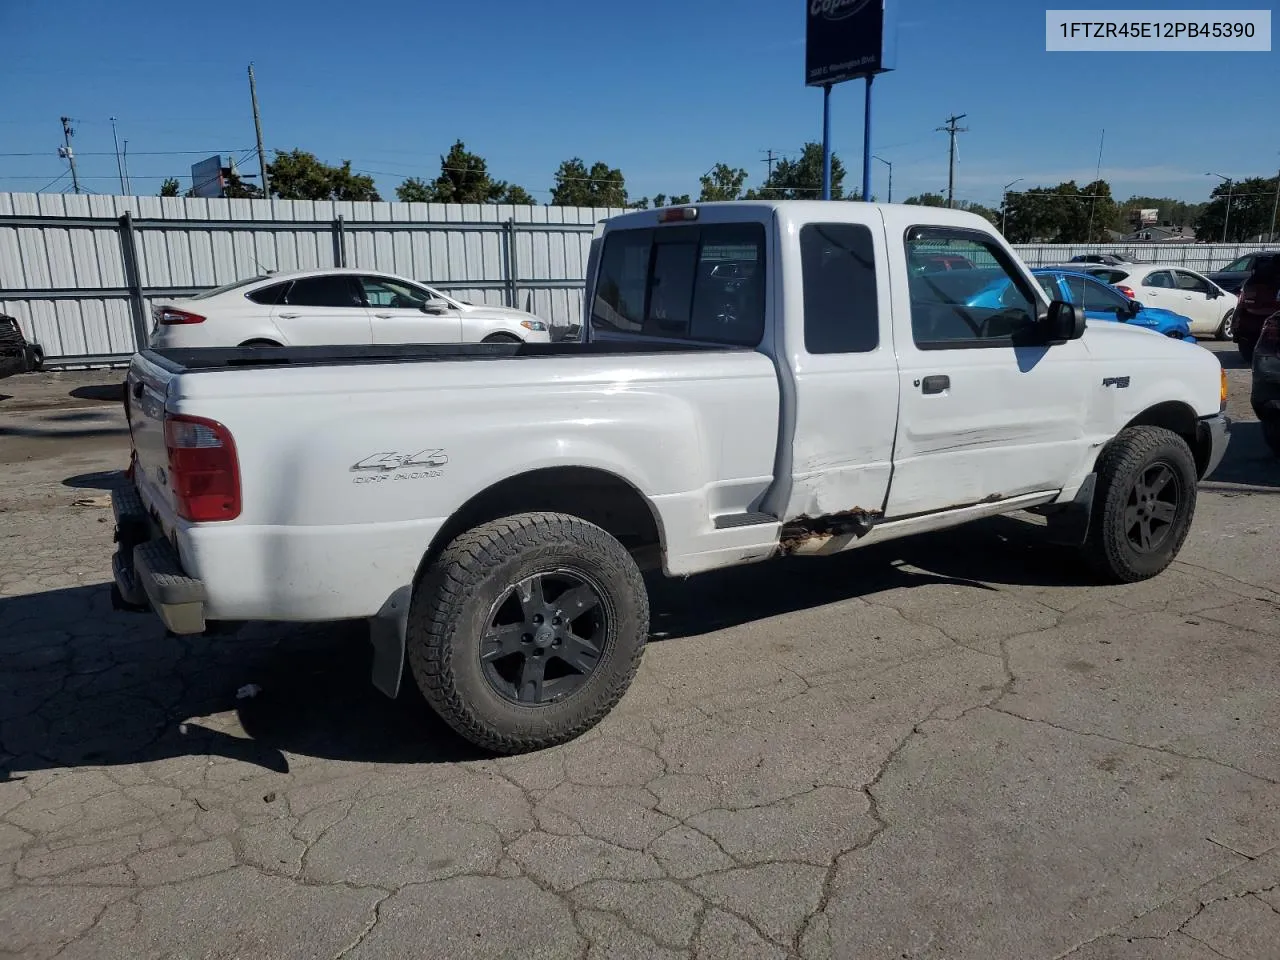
xmin=360 ymin=277 xmax=430 ymax=309
xmin=1143 ymin=271 xmax=1175 ymax=289
xmin=1083 ymin=278 xmax=1130 ymax=312
xmin=905 ymin=227 xmax=1039 ymax=348
xmin=591 ymin=230 xmax=651 ymax=334
xmin=1174 ymin=271 xmax=1211 ymax=294
xmin=284 ymin=275 xmax=361 ymax=308
xmin=246 ymin=282 xmax=287 ymax=306
xmin=590 ymin=223 xmax=765 ymax=346
xmin=1226 ymin=255 xmax=1254 ymax=272
xmin=1035 ymin=275 xmax=1061 ymax=302
xmin=1062 ymin=275 xmax=1089 ymax=306
xmin=800 ymin=223 xmax=879 ymax=354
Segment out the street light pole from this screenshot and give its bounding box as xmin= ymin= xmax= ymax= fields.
xmin=1001 ymin=178 xmax=1024 ymax=236
xmin=1207 ymin=173 xmax=1233 ymax=243
xmin=872 ymin=155 xmax=892 ymax=203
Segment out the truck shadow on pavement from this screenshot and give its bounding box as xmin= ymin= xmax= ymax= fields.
xmin=0 ymin=514 xmax=1089 ymax=782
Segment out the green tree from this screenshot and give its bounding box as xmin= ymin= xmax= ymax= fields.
xmin=749 ymin=143 xmax=846 ymax=200
xmin=159 ymin=177 xmax=181 ymax=197
xmin=550 ymin=158 xmax=627 ymax=207
xmin=651 ymin=193 xmax=667 ymax=208
xmin=1113 ymin=196 xmax=1207 ymax=232
xmin=1196 ymin=175 xmax=1279 ymax=242
xmin=904 ymin=192 xmax=947 ymax=207
xmin=699 ymin=164 xmax=749 ymax=202
xmin=497 ymin=184 xmax=536 ymax=205
xmin=266 ymin=149 xmax=380 ymax=201
xmin=395 ymin=177 xmax=432 ymax=203
xmin=669 ymin=194 xmax=691 ymax=206
xmin=1001 ymin=180 xmax=1114 ymax=243
xmin=629 ymin=197 xmax=650 ymax=209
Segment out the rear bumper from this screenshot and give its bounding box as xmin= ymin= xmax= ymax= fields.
xmin=111 ymin=485 xmax=207 ymax=634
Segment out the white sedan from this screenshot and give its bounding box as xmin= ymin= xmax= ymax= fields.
xmin=148 ymin=269 xmax=553 ymax=349
xmin=1077 ymin=263 xmax=1238 ymax=339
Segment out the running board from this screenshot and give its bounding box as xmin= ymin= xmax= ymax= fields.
xmin=714 ymin=512 xmax=777 ymax=530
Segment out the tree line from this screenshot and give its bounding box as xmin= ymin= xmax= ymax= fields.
xmin=157 ymin=143 xmax=1279 ymax=242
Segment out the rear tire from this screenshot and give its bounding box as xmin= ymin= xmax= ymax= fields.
xmin=407 ymin=512 xmax=648 ymax=754
xmin=1081 ymin=426 xmax=1198 ymax=584
xmin=1216 ymin=310 xmax=1234 ymax=341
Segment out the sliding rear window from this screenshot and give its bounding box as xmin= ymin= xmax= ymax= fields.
xmin=590 ymin=222 xmax=766 ymax=346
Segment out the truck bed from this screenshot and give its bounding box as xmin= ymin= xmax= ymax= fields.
xmin=144 ymin=340 xmax=741 ymax=374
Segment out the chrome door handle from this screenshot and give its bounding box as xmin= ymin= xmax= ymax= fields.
xmin=374 ymin=313 xmax=393 ymax=319
xmin=278 ymin=312 xmax=299 ymax=319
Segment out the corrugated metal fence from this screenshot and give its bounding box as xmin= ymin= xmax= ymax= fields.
xmin=1 ymin=191 xmax=1277 ymax=367
xmin=0 ymin=193 xmax=624 ymax=366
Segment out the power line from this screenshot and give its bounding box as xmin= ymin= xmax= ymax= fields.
xmin=0 ymin=148 xmax=251 ymax=157
xmin=34 ymin=171 xmax=70 ymax=194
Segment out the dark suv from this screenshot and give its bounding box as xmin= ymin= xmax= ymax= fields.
xmin=1209 ymin=252 xmax=1271 ymax=295
xmin=1252 ymin=312 xmax=1280 ymax=457
xmin=1235 ymin=253 xmax=1280 ymax=363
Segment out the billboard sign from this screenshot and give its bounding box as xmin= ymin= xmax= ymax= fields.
xmin=806 ymin=0 xmax=898 ymax=87
xmin=190 ymin=155 xmax=225 ymax=199
xmin=1139 ymin=208 xmax=1159 ymax=225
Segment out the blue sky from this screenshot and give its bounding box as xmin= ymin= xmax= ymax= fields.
xmin=1 ymin=0 xmax=1275 ymax=205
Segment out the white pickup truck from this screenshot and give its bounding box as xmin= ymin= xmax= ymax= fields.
xmin=111 ymin=201 xmax=1230 ymax=754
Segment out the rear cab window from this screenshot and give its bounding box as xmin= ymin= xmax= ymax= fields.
xmin=800 ymin=223 xmax=879 ymax=354
xmin=590 ymin=221 xmax=766 ymax=346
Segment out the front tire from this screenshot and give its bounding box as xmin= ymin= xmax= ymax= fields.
xmin=482 ymin=333 xmax=522 ymax=344
xmin=407 ymin=513 xmax=648 ymax=754
xmin=1217 ymin=310 xmax=1235 ymax=341
xmin=1082 ymin=426 xmax=1198 ymax=583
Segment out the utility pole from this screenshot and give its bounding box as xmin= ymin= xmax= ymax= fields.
xmin=248 ymin=63 xmax=270 ymax=199
xmin=122 ymin=140 xmax=132 ymax=195
xmin=1087 ymin=128 xmax=1105 ymax=241
xmin=936 ymin=113 xmax=968 ymax=209
xmin=110 ymin=117 xmax=126 ymax=194
xmin=873 ymin=155 xmax=892 ymax=203
xmin=761 ymin=149 xmax=778 ymax=182
xmin=59 ymin=116 xmax=81 ymax=194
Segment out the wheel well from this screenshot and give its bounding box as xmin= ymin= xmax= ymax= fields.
xmin=421 ymin=467 xmax=664 ymax=576
xmin=239 ymin=338 xmax=282 ymax=347
xmin=1118 ymin=401 xmax=1210 ymax=477
xmin=482 ymin=333 xmax=522 ymax=344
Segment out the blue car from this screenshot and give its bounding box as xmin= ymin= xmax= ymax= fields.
xmin=1031 ymin=268 xmax=1196 ymax=342
xmin=964 ymin=267 xmax=1195 ymax=342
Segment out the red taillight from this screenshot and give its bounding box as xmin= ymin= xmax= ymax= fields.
xmin=156 ymin=307 xmax=206 ymax=326
xmin=1116 ymin=285 xmax=1136 ymax=300
xmin=164 ymin=414 xmax=241 ymax=522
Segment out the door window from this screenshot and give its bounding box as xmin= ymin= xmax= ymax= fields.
xmin=590 ymin=223 xmax=766 ymax=346
xmin=1035 ymin=275 xmax=1062 ymax=302
xmin=283 ymin=275 xmax=362 ymax=307
xmin=1224 ymin=255 xmax=1255 ymax=273
xmin=247 ymin=282 xmax=289 ymax=305
xmin=905 ymin=227 xmax=1040 ymax=348
xmin=1142 ymin=271 xmax=1175 ymax=289
xmin=1173 ymin=271 xmax=1211 ymax=294
xmin=360 ymin=276 xmax=433 ymax=310
xmin=800 ymin=223 xmax=879 ymax=354
xmin=1080 ymin=277 xmax=1132 ymax=314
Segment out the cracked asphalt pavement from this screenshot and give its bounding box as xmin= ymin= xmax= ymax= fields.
xmin=2 ymin=346 xmax=1278 ymax=960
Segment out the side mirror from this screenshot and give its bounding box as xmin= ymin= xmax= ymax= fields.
xmin=1044 ymin=300 xmax=1086 ymax=341
xmin=1127 ymin=299 xmax=1144 ymax=315
xmin=1206 ymin=287 xmax=1221 ymax=299
xmin=422 ymin=301 xmax=449 ymax=315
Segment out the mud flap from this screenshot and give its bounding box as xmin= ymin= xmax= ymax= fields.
xmin=369 ymin=586 xmax=412 ymax=698
xmin=1044 ymin=474 xmax=1096 ymax=547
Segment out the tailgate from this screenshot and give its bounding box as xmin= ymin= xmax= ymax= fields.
xmin=125 ymin=352 xmax=180 ymax=520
